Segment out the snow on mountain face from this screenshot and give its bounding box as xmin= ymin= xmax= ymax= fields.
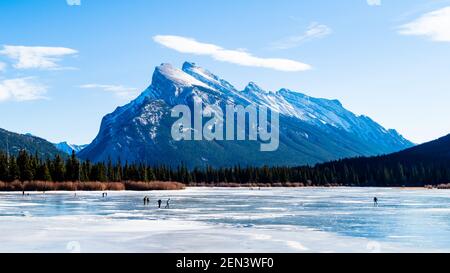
xmin=243 ymin=85 xmax=306 ymax=120
xmin=182 ymin=62 xmax=237 ymax=93
xmin=78 ymin=62 xmax=413 ymax=168
xmin=157 ymin=63 xmax=211 ymax=90
xmin=182 ymin=62 xmax=253 ymax=107
xmin=144 ymin=63 xmax=229 ymax=107
xmin=240 ymin=82 xmax=406 ymax=147
xmin=55 ymin=142 xmax=88 ymax=155
xmin=276 ymin=90 xmax=348 ymax=127
xmin=244 ymin=82 xmax=269 ymax=94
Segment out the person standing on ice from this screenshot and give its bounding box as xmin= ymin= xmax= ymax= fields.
xmin=157 ymin=199 xmax=162 ymax=208
xmin=165 ymin=199 xmax=171 ymax=209
xmin=374 ymin=197 xmax=379 ymax=207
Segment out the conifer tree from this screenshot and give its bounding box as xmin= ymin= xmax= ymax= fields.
xmin=52 ymin=154 xmax=65 ymax=182
xmin=17 ymin=150 xmax=33 ymax=181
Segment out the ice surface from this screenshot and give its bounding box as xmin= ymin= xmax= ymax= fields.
xmin=1 ymin=188 xmax=450 ymax=253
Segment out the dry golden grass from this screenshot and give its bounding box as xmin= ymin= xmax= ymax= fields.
xmin=0 ymin=181 xmax=185 ymax=191
xmin=125 ymin=181 xmax=185 ymax=191
xmin=435 ymin=184 xmax=450 ymax=189
xmin=187 ymin=182 xmax=307 ymax=188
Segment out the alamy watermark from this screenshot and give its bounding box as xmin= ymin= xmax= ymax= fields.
xmin=171 ymin=102 xmax=279 ymax=152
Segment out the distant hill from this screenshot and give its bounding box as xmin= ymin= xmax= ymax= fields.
xmin=304 ymin=134 xmax=450 ymax=187
xmin=387 ymin=134 xmax=450 ymax=160
xmin=0 ymin=128 xmax=64 ymax=159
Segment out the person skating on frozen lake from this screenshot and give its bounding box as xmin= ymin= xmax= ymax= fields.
xmin=374 ymin=197 xmax=379 ymax=207
xmin=165 ymin=198 xmax=171 ymax=209
xmin=157 ymin=199 xmax=162 ymax=208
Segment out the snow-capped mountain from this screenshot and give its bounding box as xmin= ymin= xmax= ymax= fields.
xmin=55 ymin=142 xmax=88 ymax=155
xmin=78 ymin=62 xmax=413 ymax=168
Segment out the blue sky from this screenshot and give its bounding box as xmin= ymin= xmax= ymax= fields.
xmin=1 ymin=0 xmax=450 ymax=145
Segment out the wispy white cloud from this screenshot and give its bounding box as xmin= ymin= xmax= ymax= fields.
xmin=0 ymin=45 xmax=78 ymax=70
xmin=0 ymin=77 xmax=48 ymax=102
xmin=367 ymin=0 xmax=381 ymax=6
xmin=153 ymin=35 xmax=311 ymax=72
xmin=272 ymin=22 xmax=332 ymax=50
xmin=66 ymin=0 xmax=81 ymax=6
xmin=80 ymin=84 xmax=138 ymax=100
xmin=399 ymin=6 xmax=450 ymax=42
xmin=0 ymin=62 xmax=6 ymax=72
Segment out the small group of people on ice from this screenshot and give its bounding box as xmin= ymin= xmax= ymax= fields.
xmin=144 ymin=196 xmax=171 ymax=209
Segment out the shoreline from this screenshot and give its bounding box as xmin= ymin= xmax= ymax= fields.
xmin=0 ymin=181 xmax=186 ymax=192
xmin=0 ymin=182 xmax=448 ymax=192
xmin=0 ymin=182 xmax=449 ymax=194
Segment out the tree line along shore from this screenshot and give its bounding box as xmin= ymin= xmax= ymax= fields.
xmin=1 ymin=150 xmax=450 ymax=191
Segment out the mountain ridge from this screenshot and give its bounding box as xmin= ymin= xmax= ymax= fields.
xmin=78 ymin=62 xmax=413 ymax=168
xmin=0 ymin=128 xmax=65 ymax=159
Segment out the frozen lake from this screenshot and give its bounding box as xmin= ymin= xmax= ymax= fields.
xmin=1 ymin=187 xmax=449 ymax=253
